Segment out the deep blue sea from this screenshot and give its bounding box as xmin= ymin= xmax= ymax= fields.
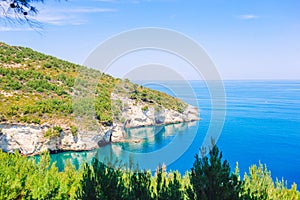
xmin=50 ymin=80 xmax=300 ymax=186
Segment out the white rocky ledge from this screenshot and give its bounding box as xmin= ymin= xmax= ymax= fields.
xmin=0 ymin=98 xmax=199 ymax=155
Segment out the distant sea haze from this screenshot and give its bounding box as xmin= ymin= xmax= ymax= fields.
xmin=49 ymin=80 xmax=300 ymax=186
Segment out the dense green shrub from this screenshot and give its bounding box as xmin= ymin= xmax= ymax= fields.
xmin=0 ymin=145 xmax=299 ymax=200
xmin=241 ymin=162 xmax=300 ymax=200
xmin=44 ymin=126 xmax=63 ymax=138
xmin=0 ymin=151 xmax=81 ymax=200
xmin=6 ymin=79 xmax=22 ymax=90
xmin=78 ymin=159 xmax=126 ymax=200
xmin=187 ymin=145 xmax=241 ymax=200
xmin=154 ymin=167 xmax=184 ymax=200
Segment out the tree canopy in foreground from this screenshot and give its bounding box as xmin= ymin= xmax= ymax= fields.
xmin=0 ymin=145 xmax=299 ymax=200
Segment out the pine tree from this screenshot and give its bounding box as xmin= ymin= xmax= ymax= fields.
xmin=187 ymin=145 xmax=241 ymax=200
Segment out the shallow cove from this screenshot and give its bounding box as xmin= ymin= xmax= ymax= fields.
xmin=46 ymin=121 xmax=199 ymax=171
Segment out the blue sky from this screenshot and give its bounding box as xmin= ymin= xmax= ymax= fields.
xmin=0 ymin=0 xmax=299 ymax=79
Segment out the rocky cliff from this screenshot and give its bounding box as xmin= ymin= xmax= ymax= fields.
xmin=0 ymin=123 xmax=103 ymax=155
xmin=0 ymin=101 xmax=199 ymax=155
xmin=109 ymin=92 xmax=199 ymax=142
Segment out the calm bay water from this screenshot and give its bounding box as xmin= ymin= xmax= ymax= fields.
xmin=50 ymin=80 xmax=300 ymax=185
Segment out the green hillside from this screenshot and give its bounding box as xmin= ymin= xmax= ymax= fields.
xmin=0 ymin=42 xmax=187 ymax=127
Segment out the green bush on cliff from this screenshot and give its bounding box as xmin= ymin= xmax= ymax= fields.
xmin=44 ymin=126 xmax=63 ymax=138
xmin=70 ymin=125 xmax=78 ymax=137
xmin=142 ymin=105 xmax=149 ymax=112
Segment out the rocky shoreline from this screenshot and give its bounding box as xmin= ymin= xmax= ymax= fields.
xmin=0 ymin=104 xmax=199 ymax=156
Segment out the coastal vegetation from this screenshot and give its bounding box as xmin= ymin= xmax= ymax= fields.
xmin=0 ymin=145 xmax=299 ymax=200
xmin=0 ymin=42 xmax=187 ymax=128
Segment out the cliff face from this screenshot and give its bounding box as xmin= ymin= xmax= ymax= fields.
xmin=0 ymin=123 xmax=104 ymax=155
xmin=0 ymin=101 xmax=199 ymax=155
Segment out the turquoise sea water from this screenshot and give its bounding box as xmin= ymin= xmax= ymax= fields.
xmin=50 ymin=80 xmax=300 ymax=185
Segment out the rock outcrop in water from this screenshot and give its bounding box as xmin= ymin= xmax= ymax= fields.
xmin=109 ymin=93 xmax=199 ymax=143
